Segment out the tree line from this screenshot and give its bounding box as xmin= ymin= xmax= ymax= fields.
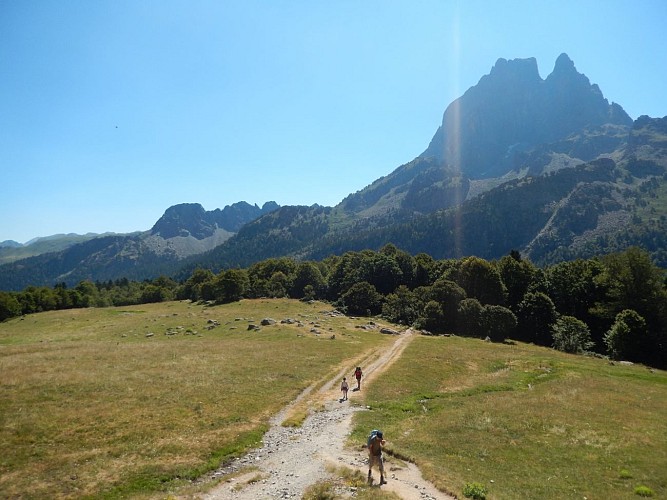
xmin=1 ymin=245 xmax=665 ymax=368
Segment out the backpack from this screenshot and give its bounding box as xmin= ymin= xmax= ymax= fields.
xmin=367 ymin=429 xmax=382 ymax=446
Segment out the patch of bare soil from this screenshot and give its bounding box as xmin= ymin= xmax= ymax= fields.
xmin=201 ymin=330 xmax=455 ymax=499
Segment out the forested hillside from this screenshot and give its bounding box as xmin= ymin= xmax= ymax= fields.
xmin=186 ymin=121 xmax=667 ymax=270
xmin=2 ymin=245 xmax=665 ymax=369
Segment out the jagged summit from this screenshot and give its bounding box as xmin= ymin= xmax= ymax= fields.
xmin=151 ymin=201 xmax=279 ymax=239
xmin=545 ymin=52 xmax=594 ymax=91
xmin=488 ymin=56 xmax=541 ymax=82
xmin=552 ymin=52 xmax=576 ymax=74
xmin=422 ymin=53 xmax=633 ymax=178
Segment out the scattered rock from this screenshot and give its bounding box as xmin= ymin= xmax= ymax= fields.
xmin=355 ymin=324 xmax=375 ymax=331
xmin=380 ymin=327 xmax=399 ymax=335
xmin=165 ymin=326 xmax=185 ymax=336
xmin=322 ymin=309 xmax=345 ymax=318
xmin=247 ymin=324 xmax=260 ymax=331
xmin=261 ymin=318 xmax=276 ymax=326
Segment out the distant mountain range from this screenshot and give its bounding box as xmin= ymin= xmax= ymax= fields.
xmin=1 ymin=233 xmax=124 ymax=262
xmin=0 ymin=202 xmax=278 ymax=290
xmin=2 ymin=54 xmax=666 ymax=291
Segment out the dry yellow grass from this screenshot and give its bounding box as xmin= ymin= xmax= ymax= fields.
xmin=0 ymin=299 xmax=392 ymax=498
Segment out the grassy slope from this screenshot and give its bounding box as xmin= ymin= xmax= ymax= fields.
xmin=351 ymin=335 xmax=667 ymax=499
xmin=0 ymin=299 xmax=391 ymax=499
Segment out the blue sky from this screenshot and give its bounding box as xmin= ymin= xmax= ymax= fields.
xmin=1 ymin=0 xmax=666 ymax=244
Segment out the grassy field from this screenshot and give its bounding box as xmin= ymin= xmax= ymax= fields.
xmin=2 ymin=299 xmax=666 ymax=499
xmin=0 ymin=299 xmax=392 ymax=499
xmin=351 ymin=335 xmax=667 ymax=499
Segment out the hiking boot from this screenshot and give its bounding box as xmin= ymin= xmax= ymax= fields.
xmin=380 ymin=476 xmax=387 ymax=485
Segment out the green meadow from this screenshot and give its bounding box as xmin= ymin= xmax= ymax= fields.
xmin=352 ymin=335 xmax=667 ymax=499
xmin=1 ymin=298 xmax=665 ymax=499
xmin=0 ymin=299 xmax=391 ymax=499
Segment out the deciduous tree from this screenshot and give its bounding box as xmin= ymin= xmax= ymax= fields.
xmin=552 ymin=316 xmax=594 ymax=353
xmin=515 ymin=292 xmax=557 ymax=345
xmin=483 ymin=304 xmax=517 ymax=342
xmin=341 ymin=281 xmax=382 ymax=316
xmin=604 ymin=309 xmax=648 ymax=362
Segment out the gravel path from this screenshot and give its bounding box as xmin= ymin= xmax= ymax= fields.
xmin=202 ymin=330 xmax=455 ymax=500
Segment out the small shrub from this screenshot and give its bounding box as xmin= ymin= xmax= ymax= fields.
xmin=619 ymin=469 xmax=633 ymax=479
xmin=463 ymin=481 xmax=488 ymax=499
xmin=634 ymin=485 xmax=654 ymax=497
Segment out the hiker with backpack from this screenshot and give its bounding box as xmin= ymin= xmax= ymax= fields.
xmin=354 ymin=366 xmax=363 ymax=390
xmin=367 ymin=429 xmax=387 ymax=485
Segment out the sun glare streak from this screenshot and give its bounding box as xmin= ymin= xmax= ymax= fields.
xmin=449 ymin=2 xmax=464 ymax=258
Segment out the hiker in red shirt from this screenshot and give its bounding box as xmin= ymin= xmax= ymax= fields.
xmin=354 ymin=366 xmax=362 ymax=390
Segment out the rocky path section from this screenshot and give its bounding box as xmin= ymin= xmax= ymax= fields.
xmin=202 ymin=330 xmax=454 ymax=500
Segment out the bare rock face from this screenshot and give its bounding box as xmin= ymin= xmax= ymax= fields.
xmin=151 ymin=201 xmax=279 ymax=239
xmin=422 ymin=53 xmax=633 ymax=178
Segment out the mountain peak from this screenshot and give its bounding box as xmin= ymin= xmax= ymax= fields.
xmin=163 ymin=203 xmax=205 ymax=217
xmin=545 ymin=52 xmax=589 ymax=88
xmin=0 ymin=240 xmax=23 ymax=248
xmin=422 ymin=53 xmax=632 ymax=177
xmin=477 ymin=57 xmax=542 ymax=91
xmin=151 ymin=203 xmax=212 ymax=239
xmin=489 ymin=56 xmax=540 ymax=79
xmin=151 ymin=201 xmax=280 ymax=239
xmin=552 ymin=52 xmax=576 ymax=74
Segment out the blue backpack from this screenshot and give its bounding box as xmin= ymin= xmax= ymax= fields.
xmin=367 ymin=429 xmax=382 ymax=446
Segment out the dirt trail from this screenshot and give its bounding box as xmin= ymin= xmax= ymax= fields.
xmin=202 ymin=329 xmax=455 ymax=500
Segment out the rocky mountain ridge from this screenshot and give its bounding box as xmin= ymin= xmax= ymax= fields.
xmin=422 ymin=53 xmax=632 ymax=178
xmin=1 ymin=54 xmax=665 ymax=291
xmin=151 ymin=201 xmax=279 ymax=239
xmin=0 ymin=201 xmax=279 ymax=289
